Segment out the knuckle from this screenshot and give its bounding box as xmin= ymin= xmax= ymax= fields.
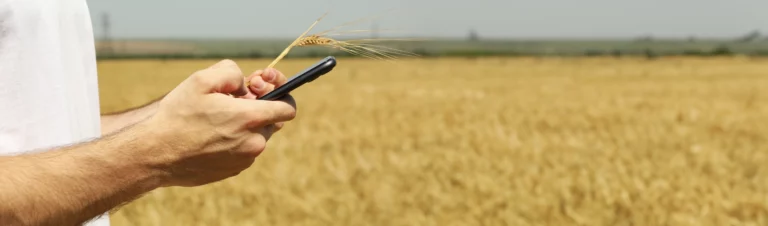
xmin=191 ymin=71 xmax=213 ymax=87
xmin=226 ymin=67 xmax=244 ymax=78
xmin=231 ymin=139 xmax=265 ymax=158
xmin=251 ymin=70 xmax=264 ymax=76
xmin=240 ymin=137 xmax=267 ymax=157
xmin=252 ymin=140 xmax=266 ymax=153
xmin=219 ymin=59 xmax=237 ymax=67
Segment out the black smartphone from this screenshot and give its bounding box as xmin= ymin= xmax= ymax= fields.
xmin=258 ymin=56 xmax=337 ymax=100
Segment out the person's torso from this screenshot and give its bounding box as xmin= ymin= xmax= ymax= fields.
xmin=0 ymin=0 xmax=101 ymax=153
xmin=0 ymin=0 xmax=107 ymax=224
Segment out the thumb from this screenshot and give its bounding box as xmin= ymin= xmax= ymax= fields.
xmin=209 ymin=59 xmax=237 ymax=69
xmin=191 ymin=59 xmax=248 ymax=96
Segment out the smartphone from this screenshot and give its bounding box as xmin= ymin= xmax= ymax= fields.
xmin=258 ymin=56 xmax=337 ymax=100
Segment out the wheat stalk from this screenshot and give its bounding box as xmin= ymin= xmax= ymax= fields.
xmin=294 ymin=35 xmax=421 ymax=61
xmin=246 ymin=11 xmax=421 ymax=89
xmin=265 ymin=10 xmax=421 ymax=69
xmin=265 ymin=13 xmax=329 ymax=69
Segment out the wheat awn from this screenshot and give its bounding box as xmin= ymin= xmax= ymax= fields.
xmin=265 ymin=10 xmax=421 ymax=69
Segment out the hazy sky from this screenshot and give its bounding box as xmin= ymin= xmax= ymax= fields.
xmin=85 ymin=0 xmax=768 ymax=39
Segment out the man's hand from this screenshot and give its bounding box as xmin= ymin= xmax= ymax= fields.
xmin=99 ymin=65 xmax=291 ymax=135
xmin=0 ymin=59 xmax=298 ymax=225
xmin=144 ymin=60 xmax=296 ymax=187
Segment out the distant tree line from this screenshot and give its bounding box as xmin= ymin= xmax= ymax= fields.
xmin=96 ymin=29 xmax=768 ymax=60
xmin=95 ymin=45 xmax=768 ymax=60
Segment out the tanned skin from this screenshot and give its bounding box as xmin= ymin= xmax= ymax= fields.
xmin=100 ymin=95 xmax=162 ymax=136
xmin=99 ymin=65 xmax=286 ymax=136
xmin=0 ymin=60 xmax=292 ymax=225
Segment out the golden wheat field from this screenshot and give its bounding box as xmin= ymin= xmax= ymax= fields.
xmin=96 ymin=56 xmax=768 ymax=226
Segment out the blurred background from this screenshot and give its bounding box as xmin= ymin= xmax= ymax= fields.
xmin=88 ymin=0 xmax=768 ymax=58
xmin=89 ymin=0 xmax=768 ymax=225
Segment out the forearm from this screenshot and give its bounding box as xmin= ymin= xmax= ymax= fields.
xmin=0 ymin=121 xmax=170 ymax=225
xmin=101 ymin=95 xmax=163 ymax=135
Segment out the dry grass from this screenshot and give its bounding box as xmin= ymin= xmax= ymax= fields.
xmin=98 ymin=56 xmax=768 ymax=226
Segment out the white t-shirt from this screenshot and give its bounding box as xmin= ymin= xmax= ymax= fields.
xmin=0 ymin=0 xmax=108 ymax=225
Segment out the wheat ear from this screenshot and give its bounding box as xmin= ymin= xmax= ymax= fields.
xmin=263 ymin=9 xmax=422 ymax=70
xmin=294 ymin=35 xmax=422 ymax=62
xmin=266 ymin=13 xmax=328 ymax=69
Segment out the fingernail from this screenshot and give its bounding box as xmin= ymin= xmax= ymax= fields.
xmin=263 ymin=69 xmax=275 ymax=82
xmin=250 ymin=79 xmax=265 ymax=90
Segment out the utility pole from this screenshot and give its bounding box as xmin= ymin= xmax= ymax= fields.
xmin=102 ymin=12 xmax=113 ymax=55
xmin=468 ymin=27 xmax=479 ymax=42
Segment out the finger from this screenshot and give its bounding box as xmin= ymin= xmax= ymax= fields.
xmin=263 ymin=68 xmax=289 ymax=87
xmin=209 ymin=59 xmax=237 ymax=69
xmin=249 ymin=75 xmax=276 ymax=97
xmin=236 ymin=72 xmax=259 ymax=100
xmin=261 ymin=125 xmax=276 ymax=141
xmin=209 ymin=59 xmax=247 ymax=96
xmin=245 ymin=69 xmax=262 ymax=88
xmin=231 ymin=135 xmax=268 ymax=158
xmin=273 ymin=122 xmax=285 ymax=132
xmin=237 ymin=90 xmax=258 ymax=100
xmin=231 ymin=78 xmax=249 ymax=97
xmin=190 ymin=60 xmax=247 ymax=96
xmin=252 ymin=123 xmax=284 ymax=137
xmin=256 ymin=124 xmax=277 ymax=137
xmin=246 ymin=70 xmax=264 ymax=96
xmin=242 ymin=95 xmax=298 ymax=128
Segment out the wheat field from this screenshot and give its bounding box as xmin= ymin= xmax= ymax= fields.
xmin=97 ymin=56 xmax=768 ymax=226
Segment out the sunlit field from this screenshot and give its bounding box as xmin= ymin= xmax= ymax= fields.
xmin=98 ymin=56 xmax=768 ymax=226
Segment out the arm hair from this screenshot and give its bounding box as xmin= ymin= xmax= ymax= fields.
xmin=0 ymin=121 xmax=171 ymax=225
